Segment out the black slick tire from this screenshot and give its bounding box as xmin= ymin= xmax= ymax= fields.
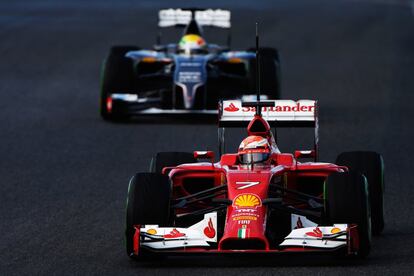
xmin=125 ymin=173 xmax=171 ymax=259
xmin=336 ymin=151 xmax=384 ymax=235
xmin=325 ymin=171 xmax=372 ymax=258
xmin=100 ymin=46 xmax=139 ymax=121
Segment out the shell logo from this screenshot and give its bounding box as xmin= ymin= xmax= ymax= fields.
xmin=147 ymin=229 xmax=157 ymax=235
xmin=331 ymin=227 xmax=341 ymax=234
xmin=233 ymin=194 xmax=262 ymax=208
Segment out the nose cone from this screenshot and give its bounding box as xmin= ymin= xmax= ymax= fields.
xmin=218 ymin=170 xmax=272 ymax=250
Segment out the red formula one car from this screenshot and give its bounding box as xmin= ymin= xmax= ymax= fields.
xmin=125 ymin=99 xmax=384 ymax=260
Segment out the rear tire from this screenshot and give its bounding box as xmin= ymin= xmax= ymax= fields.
xmin=336 ymin=151 xmax=384 ymax=235
xmin=247 ymin=47 xmax=281 ymax=99
xmin=100 ymin=46 xmax=139 ymax=121
xmin=125 ymin=173 xmax=171 ymax=259
xmin=325 ymin=171 xmax=371 ymax=258
xmin=149 ymin=152 xmax=197 ymax=173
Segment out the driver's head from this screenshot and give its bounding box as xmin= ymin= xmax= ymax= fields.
xmin=238 ymin=135 xmax=271 ymax=164
xmin=178 ymin=34 xmax=206 ymax=54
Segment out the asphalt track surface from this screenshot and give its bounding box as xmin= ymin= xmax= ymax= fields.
xmin=1 ymin=0 xmax=414 ymax=274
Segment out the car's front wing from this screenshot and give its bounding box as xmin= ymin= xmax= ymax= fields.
xmin=130 ymin=213 xmax=359 ymax=257
xmin=109 ymin=93 xmax=217 ymax=116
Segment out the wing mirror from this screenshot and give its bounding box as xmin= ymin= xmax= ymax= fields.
xmin=294 ymin=150 xmax=316 ymax=160
xmin=194 ymin=151 xmax=215 ymax=162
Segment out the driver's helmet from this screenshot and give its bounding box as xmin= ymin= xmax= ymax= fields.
xmin=178 ymin=34 xmax=207 ymax=54
xmin=238 ymin=135 xmax=271 ymax=164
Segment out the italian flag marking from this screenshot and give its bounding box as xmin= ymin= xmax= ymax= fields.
xmin=238 ymin=228 xmax=249 ymax=239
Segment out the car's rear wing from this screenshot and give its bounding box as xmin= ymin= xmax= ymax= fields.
xmin=219 ymin=100 xmax=317 ymax=127
xmin=217 ymin=100 xmax=319 ymax=160
xmin=158 ymin=9 xmax=231 ymax=28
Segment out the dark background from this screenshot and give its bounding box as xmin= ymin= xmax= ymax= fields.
xmin=1 ymin=0 xmax=413 ymax=274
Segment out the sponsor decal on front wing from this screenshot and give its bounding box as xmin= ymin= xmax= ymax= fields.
xmin=203 ymin=218 xmax=216 ymax=238
xmin=140 ymin=213 xmax=217 ymax=249
xmin=280 ymin=224 xmax=348 ymax=249
xmin=291 ymin=214 xmax=317 ymax=230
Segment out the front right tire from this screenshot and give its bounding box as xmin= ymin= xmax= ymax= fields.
xmin=125 ymin=173 xmax=171 ymax=258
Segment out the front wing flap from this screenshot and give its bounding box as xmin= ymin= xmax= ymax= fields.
xmin=140 ymin=213 xmax=217 ymax=250
xmin=133 ymin=213 xmax=355 ymax=256
xmin=280 ymin=224 xmax=347 ymax=249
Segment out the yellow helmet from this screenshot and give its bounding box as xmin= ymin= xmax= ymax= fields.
xmin=178 ymin=34 xmax=206 ymax=53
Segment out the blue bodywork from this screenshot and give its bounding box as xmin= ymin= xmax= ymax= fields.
xmin=125 ymin=50 xmax=255 ymax=110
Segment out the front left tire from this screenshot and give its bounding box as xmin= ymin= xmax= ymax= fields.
xmin=325 ymin=171 xmax=372 ymax=258
xmin=336 ymin=151 xmax=384 ymax=235
xmin=100 ymin=46 xmax=139 ymax=121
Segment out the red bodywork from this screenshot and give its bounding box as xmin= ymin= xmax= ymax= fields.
xmin=133 ymin=114 xmax=358 ymax=256
xmin=165 ymin=155 xmax=349 ymax=253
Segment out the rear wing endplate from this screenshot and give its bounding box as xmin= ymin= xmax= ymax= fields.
xmin=158 ymin=9 xmax=231 ymax=28
xmin=217 ymin=100 xmax=319 ymax=160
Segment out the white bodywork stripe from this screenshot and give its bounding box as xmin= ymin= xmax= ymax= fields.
xmin=235 ymin=181 xmax=260 ymax=190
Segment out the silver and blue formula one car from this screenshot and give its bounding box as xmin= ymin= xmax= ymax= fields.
xmin=100 ymin=8 xmax=281 ymax=120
